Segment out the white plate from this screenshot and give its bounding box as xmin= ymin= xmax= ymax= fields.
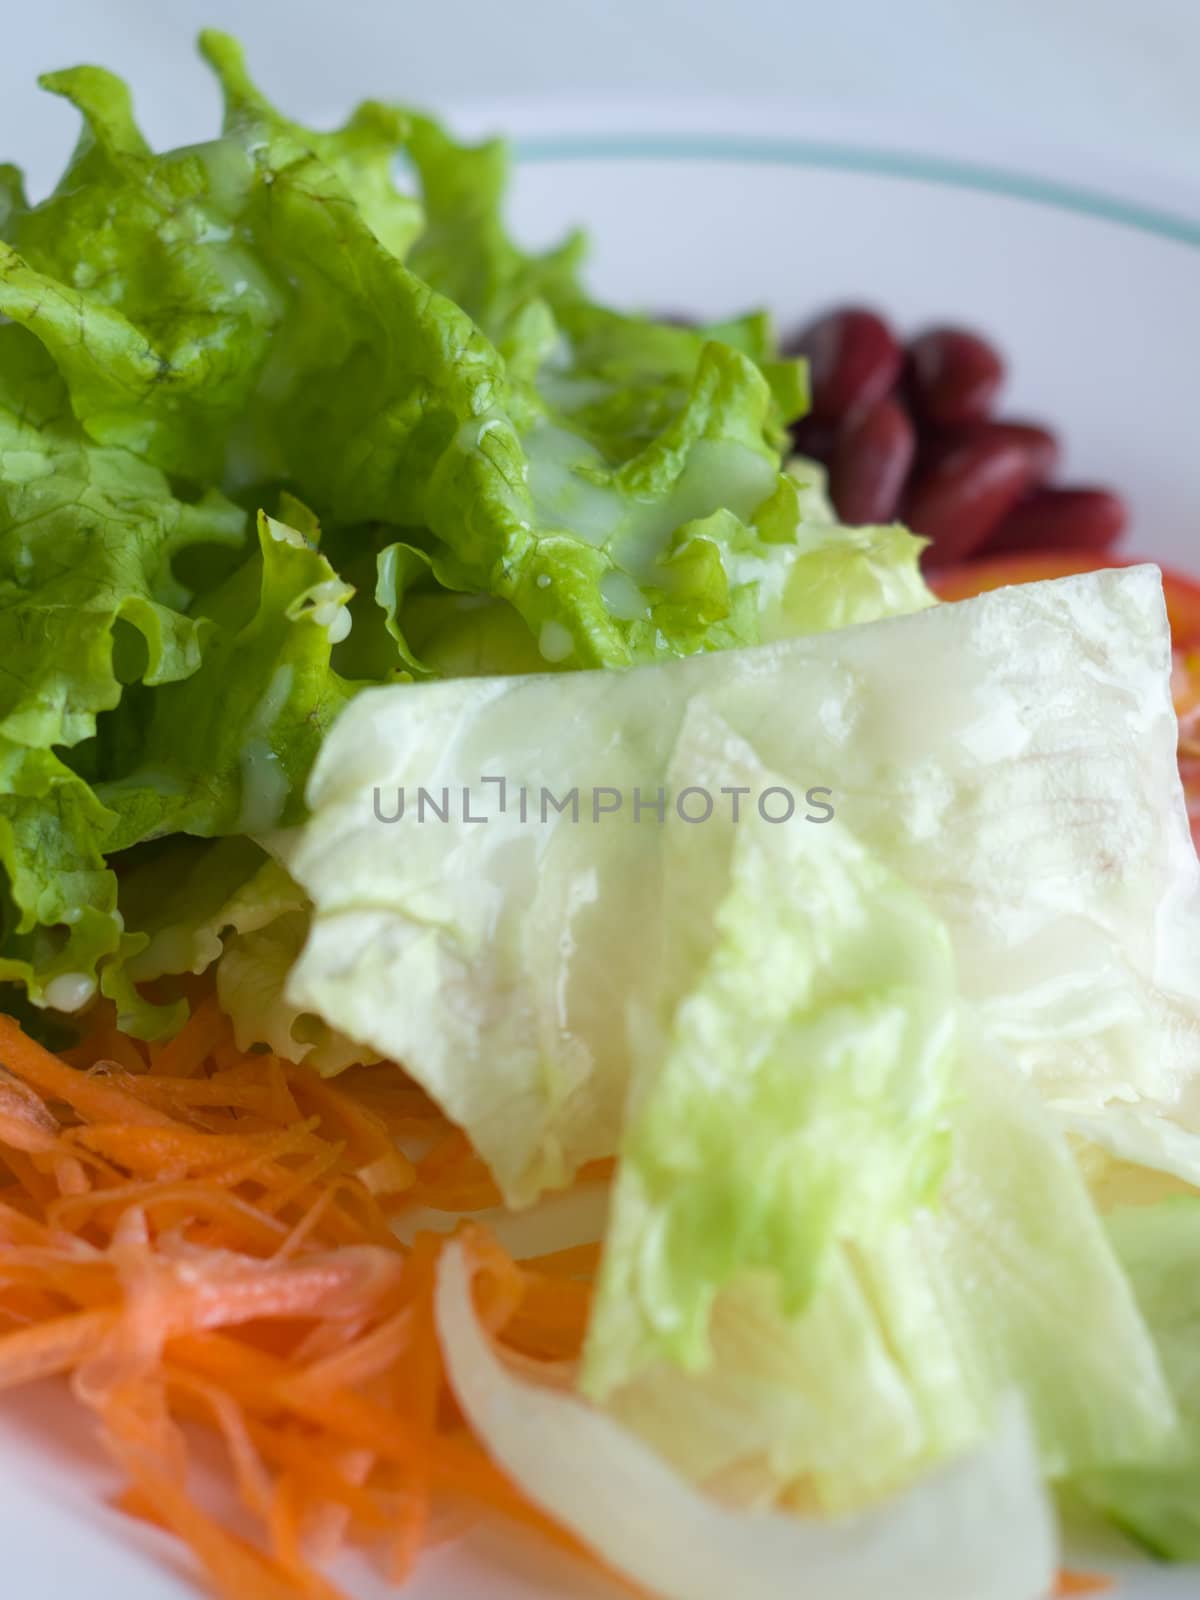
xmin=6 ymin=104 xmax=1200 ymax=1600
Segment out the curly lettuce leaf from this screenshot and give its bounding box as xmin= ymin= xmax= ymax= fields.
xmin=0 ymin=34 xmax=919 ymax=681
xmin=0 ymin=49 xmax=421 ymax=476
xmin=99 ymin=511 xmax=354 ymax=846
xmin=0 ymin=741 xmax=120 ymax=1005
xmin=0 ymin=320 xmax=245 ymax=1008
xmin=0 ymin=325 xmax=246 ymax=751
xmin=0 ymin=67 xmax=282 ymax=484
xmin=118 ymin=835 xmax=283 ymax=982
xmin=217 ymin=905 xmax=379 ymax=1073
xmin=402 ymin=112 xmax=584 ymax=348
xmin=0 ymin=33 xmax=928 ymax=1023
xmin=115 ymin=833 xmax=374 ymax=1067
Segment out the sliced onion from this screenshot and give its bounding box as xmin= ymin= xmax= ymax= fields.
xmin=436 ymin=1239 xmax=1058 ymax=1600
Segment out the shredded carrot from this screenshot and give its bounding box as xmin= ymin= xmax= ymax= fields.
xmin=522 ymin=1239 xmax=604 ymax=1277
xmin=0 ymin=1017 xmax=174 ymax=1127
xmin=0 ymin=1308 xmax=121 ymax=1389
xmin=0 ymin=1002 xmax=624 ymax=1600
xmin=407 ymin=1126 xmax=504 ymax=1212
xmin=0 ymin=1003 xmax=1120 ymax=1600
xmin=1055 ymin=1572 xmax=1113 ymax=1596
xmin=148 ymin=993 xmax=234 ymax=1078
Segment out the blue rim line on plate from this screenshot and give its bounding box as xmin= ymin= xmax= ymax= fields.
xmin=513 ymin=132 xmax=1200 ymax=249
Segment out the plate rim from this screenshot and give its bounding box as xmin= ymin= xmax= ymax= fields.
xmin=440 ymin=95 xmax=1200 ymax=252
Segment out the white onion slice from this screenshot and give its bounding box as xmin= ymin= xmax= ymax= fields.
xmin=435 ymin=1239 xmax=1058 ymax=1600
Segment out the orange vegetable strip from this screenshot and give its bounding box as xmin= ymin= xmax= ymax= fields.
xmin=52 ymin=1155 xmax=90 ymax=1195
xmin=72 ymin=1029 xmax=149 ymax=1074
xmin=0 ymin=1197 xmax=55 ymax=1246
xmin=246 ymin=1426 xmax=388 ymax=1530
xmin=168 ymin=1333 xmax=420 ymax=1464
xmin=172 ymin=1372 xmax=275 ymax=1517
xmin=405 ymin=1182 xmax=503 ymax=1212
xmin=149 ymin=994 xmax=231 ymax=1078
xmin=1054 ymin=1574 xmax=1107 ymax=1598
xmin=110 ymin=1483 xmax=171 ymax=1533
xmin=153 ymin=1250 xmax=406 ymax=1339
xmin=264 ymin=1476 xmax=307 ymax=1588
xmin=0 ymin=1018 xmax=177 ymax=1128
xmin=0 ymin=1074 xmax=60 ymax=1153
xmin=0 ymin=1308 xmax=119 ymax=1389
xmin=113 ymin=1443 xmax=349 ymax=1600
xmin=47 ymin=1181 xmax=290 ymax=1252
xmin=116 ymin=1075 xmax=282 ymax=1118
xmin=459 ymin=1222 xmax=533 ymax=1338
xmin=282 ymin=1304 xmax=414 ymax=1397
xmin=276 ymin=1173 xmax=398 ymax=1249
xmin=211 ymin=1039 xmax=253 ymax=1071
xmin=247 ymin=1139 xmax=348 ymax=1217
xmin=0 ymin=1254 xmax=115 ymax=1308
xmin=0 ymin=1113 xmax=58 ymax=1156
xmin=0 ymin=1147 xmax=59 ymax=1207
xmin=272 ymin=1187 xmax=336 ymax=1262
xmin=387 ymin=1231 xmax=443 ymax=1580
xmin=1055 ymin=1573 xmax=1113 ymax=1596
xmin=578 ymin=1157 xmax=618 ymax=1183
xmin=521 ymin=1240 xmax=603 ymax=1277
xmin=68 ymin=1119 xmax=322 ymax=1180
xmin=300 ymin=1447 xmax=375 ymax=1567
xmin=284 ymin=1067 xmax=398 ymax=1166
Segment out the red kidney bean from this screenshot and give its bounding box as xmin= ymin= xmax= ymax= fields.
xmin=919 ymin=419 xmax=1059 ymax=484
xmin=907 ymin=327 xmax=1005 ymax=427
xmin=784 ymin=308 xmax=902 ymax=426
xmin=983 ymin=487 xmax=1128 ymax=555
xmin=789 ymin=414 xmax=841 ymax=465
xmin=905 ymin=436 xmax=1036 ymax=561
xmin=830 ymin=397 xmax=916 ymax=525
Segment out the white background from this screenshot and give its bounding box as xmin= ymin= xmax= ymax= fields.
xmin=5 ymin=0 xmax=1200 ymax=198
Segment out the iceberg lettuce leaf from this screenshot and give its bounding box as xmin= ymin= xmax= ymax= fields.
xmin=436 ymin=1237 xmax=1059 ymax=1600
xmin=1076 ymin=1198 xmax=1200 ymax=1558
xmin=597 ymin=1035 xmax=1175 ymax=1510
xmin=288 ymin=567 xmax=1200 ymax=1205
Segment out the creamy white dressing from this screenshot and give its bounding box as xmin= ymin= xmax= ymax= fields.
xmin=44 ymin=972 xmax=97 ymax=1013
xmin=599 ymin=569 xmax=649 ymax=621
xmin=237 ymin=742 xmax=290 ymax=836
xmin=538 ymin=620 xmax=575 ymax=663
xmin=235 ymin=664 xmax=295 ymax=834
xmin=265 ymin=515 xmax=308 ymax=549
xmin=324 ymin=607 xmax=352 ymax=644
xmin=526 ymin=424 xmax=618 ymax=548
xmin=305 ymin=577 xmax=354 ymax=643
xmin=536 ymin=371 xmax=616 ymax=412
xmin=524 ymin=425 xmax=778 ymax=610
